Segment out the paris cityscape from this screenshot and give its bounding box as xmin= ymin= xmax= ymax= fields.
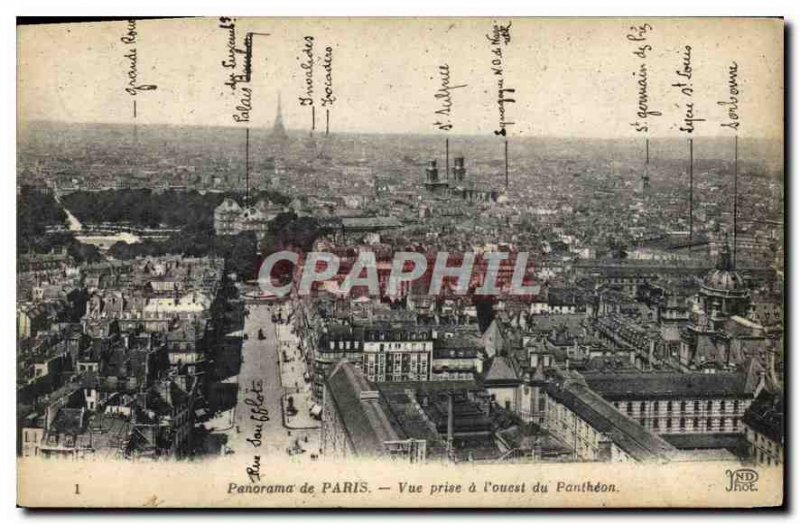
xmin=16 ymin=103 xmax=784 ymax=467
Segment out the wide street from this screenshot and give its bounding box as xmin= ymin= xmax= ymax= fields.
xmin=225 ymin=300 xmax=320 ymax=461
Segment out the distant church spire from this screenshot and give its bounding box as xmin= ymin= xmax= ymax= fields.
xmin=639 ymin=137 xmax=651 ymax=194
xmin=272 ymin=93 xmax=287 ymax=138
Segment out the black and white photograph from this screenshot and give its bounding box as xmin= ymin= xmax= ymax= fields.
xmin=14 ymin=16 xmax=784 ymax=508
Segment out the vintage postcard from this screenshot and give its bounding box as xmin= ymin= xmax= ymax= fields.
xmin=16 ymin=17 xmax=784 ymax=508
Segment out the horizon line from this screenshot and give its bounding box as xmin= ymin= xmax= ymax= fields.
xmin=18 ymin=118 xmax=783 ymax=143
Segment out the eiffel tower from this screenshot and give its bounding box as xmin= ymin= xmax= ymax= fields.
xmin=272 ymin=93 xmax=287 ymax=139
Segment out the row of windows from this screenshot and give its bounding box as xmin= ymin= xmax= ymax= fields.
xmin=375 ymin=342 xmax=430 ymax=351
xmin=434 ymin=349 xmax=478 ymax=358
xmin=365 ymin=354 xmax=429 ymax=364
xmin=615 ymin=400 xmax=741 ymax=414
xmin=23 ymin=430 xmax=41 ymax=443
xmin=328 ymin=340 xmax=361 ymax=350
xmin=328 ymin=339 xmax=436 ymax=351
xmin=546 ymin=404 xmax=603 ymax=459
xmin=432 ymin=362 xmax=476 ymax=371
xmin=753 ymin=447 xmax=780 ymax=466
xmin=368 ymin=363 xmax=427 ymax=374
xmin=368 ymin=373 xmax=428 ymax=382
xmin=365 ymin=332 xmax=430 ymax=342
xmin=650 ymin=417 xmax=740 ymax=431
xmin=432 ymin=371 xmax=473 ymax=380
xmin=750 ymin=430 xmax=781 ymax=451
xmin=604 ymin=277 xmax=645 ymax=284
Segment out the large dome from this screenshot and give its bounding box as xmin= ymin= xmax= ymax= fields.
xmin=697 ymin=240 xmax=751 ymax=320
xmin=703 ymin=268 xmax=745 ymax=291
xmin=701 ymin=240 xmax=748 ymax=295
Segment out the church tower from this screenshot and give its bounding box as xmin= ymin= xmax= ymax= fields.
xmin=451 ymin=156 xmax=466 ymax=183
xmin=423 ymin=160 xmax=449 ymax=195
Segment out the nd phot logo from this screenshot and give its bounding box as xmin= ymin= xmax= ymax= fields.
xmin=725 ymin=468 xmax=759 ymax=492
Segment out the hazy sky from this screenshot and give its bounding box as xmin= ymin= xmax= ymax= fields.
xmin=18 ymin=17 xmax=783 ymax=139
